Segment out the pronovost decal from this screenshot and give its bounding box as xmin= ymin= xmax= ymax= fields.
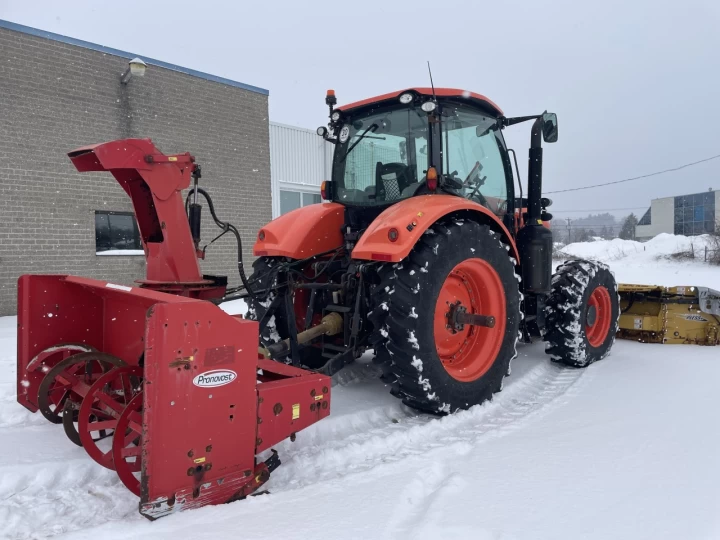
xmin=192 ymin=369 xmax=237 ymax=388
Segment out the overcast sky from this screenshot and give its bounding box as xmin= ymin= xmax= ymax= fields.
xmin=2 ymin=0 xmax=719 ymax=219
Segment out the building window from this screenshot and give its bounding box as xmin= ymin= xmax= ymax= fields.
xmin=95 ymin=211 xmax=143 ymax=255
xmin=673 ymin=192 xmax=716 ymax=236
xmin=638 ymin=207 xmax=651 ymax=226
xmin=279 ymin=189 xmax=321 ymax=215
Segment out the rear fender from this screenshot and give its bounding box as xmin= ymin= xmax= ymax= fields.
xmin=351 ymin=195 xmax=518 ymax=262
xmin=253 ymin=203 xmax=345 ymax=259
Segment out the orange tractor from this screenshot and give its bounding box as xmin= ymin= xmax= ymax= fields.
xmin=246 ymin=87 xmax=620 ymax=413
xmin=16 ymin=87 xmax=620 ymax=518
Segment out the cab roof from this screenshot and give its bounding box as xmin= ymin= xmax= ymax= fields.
xmin=336 ymin=87 xmax=503 ymax=116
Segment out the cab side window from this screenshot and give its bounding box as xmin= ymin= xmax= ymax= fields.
xmin=443 ymin=107 xmax=509 ymax=215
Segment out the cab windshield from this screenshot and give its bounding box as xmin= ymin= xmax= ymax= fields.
xmin=332 ymin=105 xmax=429 ymax=205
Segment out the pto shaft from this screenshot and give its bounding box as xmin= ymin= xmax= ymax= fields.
xmin=259 ymin=312 xmax=343 ymax=358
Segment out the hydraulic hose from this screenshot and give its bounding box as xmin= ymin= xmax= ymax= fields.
xmin=186 ymin=187 xmax=258 ymax=303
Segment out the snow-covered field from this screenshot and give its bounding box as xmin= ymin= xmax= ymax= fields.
xmin=1 ymin=235 xmax=719 ymax=540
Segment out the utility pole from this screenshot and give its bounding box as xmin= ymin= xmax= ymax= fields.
xmin=566 ymin=218 xmax=572 ymax=243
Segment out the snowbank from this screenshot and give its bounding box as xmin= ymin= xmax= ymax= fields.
xmin=559 ymin=233 xmax=715 ymax=263
xmin=556 ymin=234 xmax=720 ymax=290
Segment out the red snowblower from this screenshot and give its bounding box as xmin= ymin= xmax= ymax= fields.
xmin=16 ymin=139 xmax=331 ymax=519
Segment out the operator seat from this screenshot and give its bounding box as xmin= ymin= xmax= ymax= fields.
xmin=375 ymin=162 xmax=413 ymax=202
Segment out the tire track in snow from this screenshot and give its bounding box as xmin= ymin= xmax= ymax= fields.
xmin=382 ymin=464 xmax=479 ymax=540
xmin=267 ymin=359 xmax=588 ymax=493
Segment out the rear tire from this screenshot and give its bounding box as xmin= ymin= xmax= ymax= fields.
xmin=370 ymin=220 xmax=521 ymax=414
xmin=543 ymin=260 xmax=620 ymax=367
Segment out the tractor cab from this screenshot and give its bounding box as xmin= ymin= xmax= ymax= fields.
xmin=318 ymin=88 xmax=556 ymax=236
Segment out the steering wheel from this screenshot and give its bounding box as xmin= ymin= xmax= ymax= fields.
xmin=464 ymin=161 xmax=482 ymax=185
xmin=461 ymin=161 xmax=487 ymax=206
xmin=468 ymin=180 xmax=489 ymax=207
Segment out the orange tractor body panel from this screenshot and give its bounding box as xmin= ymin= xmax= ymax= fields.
xmin=254 ymin=202 xmax=345 ymax=259
xmin=351 ymin=195 xmax=519 ymax=263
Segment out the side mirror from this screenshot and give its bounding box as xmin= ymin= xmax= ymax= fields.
xmin=475 ymin=119 xmax=498 ymax=138
xmin=542 ymin=112 xmax=558 ymax=143
xmin=476 ymin=125 xmax=491 ymax=137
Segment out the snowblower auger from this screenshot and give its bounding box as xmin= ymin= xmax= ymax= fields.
xmin=16 ymin=139 xmax=331 ymax=519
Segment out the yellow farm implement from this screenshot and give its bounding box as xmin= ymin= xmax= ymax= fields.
xmin=618 ymin=285 xmax=720 ymax=345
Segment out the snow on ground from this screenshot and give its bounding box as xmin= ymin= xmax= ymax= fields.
xmin=556 ymin=233 xmax=719 ymax=290
xmin=218 ymin=298 xmax=247 ymax=316
xmin=1 ymin=234 xmax=719 ymax=539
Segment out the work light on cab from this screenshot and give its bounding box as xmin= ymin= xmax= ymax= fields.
xmin=339 ymin=125 xmax=350 ymax=143
xmin=399 ymin=93 xmax=413 ymax=104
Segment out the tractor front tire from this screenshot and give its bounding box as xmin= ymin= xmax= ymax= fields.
xmin=371 ymin=220 xmax=521 ymax=415
xmin=543 ymin=260 xmax=620 ymax=368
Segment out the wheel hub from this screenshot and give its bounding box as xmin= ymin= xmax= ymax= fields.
xmin=446 ymin=301 xmax=496 ymax=334
xmin=586 ymin=305 xmax=597 ymax=327
xmin=433 ymin=259 xmax=506 ymax=382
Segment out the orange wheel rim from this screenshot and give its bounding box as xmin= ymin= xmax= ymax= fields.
xmin=586 ymin=286 xmax=612 ymax=347
xmin=434 ymin=259 xmax=506 ymax=382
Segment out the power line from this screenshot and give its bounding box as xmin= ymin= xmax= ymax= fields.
xmin=551 ymin=206 xmax=647 ymax=213
xmin=561 ymin=225 xmax=624 ymax=229
xmin=545 ymin=153 xmax=720 ymax=194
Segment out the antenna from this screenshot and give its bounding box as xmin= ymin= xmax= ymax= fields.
xmin=427 ymin=61 xmax=437 ymax=101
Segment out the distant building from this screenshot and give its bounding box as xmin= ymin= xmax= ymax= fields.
xmin=635 ymin=190 xmax=719 ymax=240
xmin=269 ymin=122 xmax=331 ymax=219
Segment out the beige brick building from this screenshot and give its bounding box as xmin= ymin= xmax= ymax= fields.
xmin=0 ymin=20 xmax=272 ymax=315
